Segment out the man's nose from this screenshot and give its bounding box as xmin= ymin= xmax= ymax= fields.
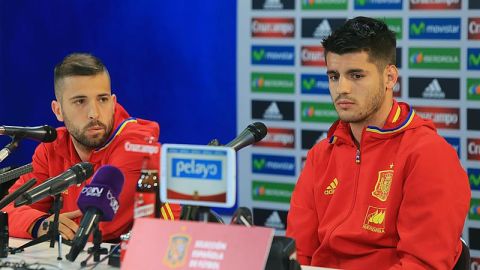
xmin=336 ymin=77 xmax=352 ymax=94
xmin=88 ymin=102 xmax=99 ymax=120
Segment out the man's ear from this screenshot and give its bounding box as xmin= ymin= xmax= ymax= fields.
xmin=51 ymin=100 xmax=64 ymax=122
xmin=385 ymin=65 xmax=399 ymax=90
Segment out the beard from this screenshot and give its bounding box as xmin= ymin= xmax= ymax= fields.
xmin=63 ymin=114 xmax=114 ymax=150
xmin=334 ymin=84 xmax=386 ymax=124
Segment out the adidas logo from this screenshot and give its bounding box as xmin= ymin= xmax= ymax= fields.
xmin=264 ymin=0 xmax=284 ymax=9
xmin=313 ymin=20 xmax=332 ymax=38
xmin=265 ymin=211 xmax=285 ymax=229
xmin=422 ymin=79 xmax=445 ymax=99
xmin=263 ymin=102 xmax=283 ymax=120
xmin=324 ymin=178 xmax=338 ymax=195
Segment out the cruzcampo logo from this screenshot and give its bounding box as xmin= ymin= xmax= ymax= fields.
xmin=301 ymin=0 xmax=348 ymax=10
xmin=469 ymin=168 xmax=480 ymax=191
xmin=470 ymin=198 xmax=480 ymax=221
xmin=377 ymin=17 xmax=402 ymax=40
xmin=252 ymin=180 xmax=294 ymax=203
xmin=408 ymin=47 xmax=460 ymax=70
xmin=467 ymin=78 xmax=480 ymax=101
xmin=468 ymin=48 xmax=480 ymax=70
xmin=251 ymin=72 xmax=294 ymax=94
xmin=301 ymin=102 xmax=337 ymax=123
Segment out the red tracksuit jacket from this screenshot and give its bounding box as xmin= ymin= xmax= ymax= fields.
xmin=287 ymin=100 xmax=470 ymax=270
xmin=5 ymin=103 xmax=181 ymax=241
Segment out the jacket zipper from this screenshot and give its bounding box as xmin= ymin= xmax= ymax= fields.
xmin=356 ymin=148 xmax=361 ymax=164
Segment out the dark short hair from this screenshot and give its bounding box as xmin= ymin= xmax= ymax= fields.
xmin=322 ymin=16 xmax=396 ymax=68
xmin=54 ymin=53 xmax=109 ymax=100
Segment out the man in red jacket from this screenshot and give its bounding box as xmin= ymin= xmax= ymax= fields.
xmin=286 ymin=17 xmax=470 ymax=269
xmin=5 ymin=53 xmax=180 ymax=241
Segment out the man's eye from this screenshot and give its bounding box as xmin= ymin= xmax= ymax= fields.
xmin=73 ymin=99 xmax=84 ymax=105
xmin=351 ymin=74 xmax=364 ymax=79
xmin=99 ymin=97 xmax=109 ymax=103
xmin=328 ymin=75 xmax=338 ymax=81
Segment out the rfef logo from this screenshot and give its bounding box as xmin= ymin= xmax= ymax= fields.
xmin=354 ymin=0 xmax=402 ymax=10
xmin=251 ymin=18 xmax=295 ymax=38
xmin=253 ymin=208 xmax=288 ymax=230
xmin=252 ymin=0 xmax=295 ymax=10
xmin=443 ymin=137 xmax=460 ymax=157
xmin=251 ymin=72 xmax=295 ymax=94
xmin=467 ymin=138 xmax=480 ymax=161
xmin=301 ymin=46 xmax=325 ymax=67
xmin=409 ymin=47 xmax=460 ymax=70
xmin=251 ymin=100 xmax=295 ymax=121
xmin=252 ymin=180 xmax=294 ymax=203
xmin=409 ymin=0 xmax=461 ymax=9
xmin=468 ymin=109 xmax=480 ymax=131
xmin=409 ymin=18 xmax=461 ymax=40
xmin=301 ymin=0 xmax=348 ymax=9
xmin=467 ymin=78 xmax=480 ymax=101
xmin=467 ymin=48 xmax=480 ymax=70
xmin=468 ymin=18 xmax=480 ymax=40
xmin=470 ymin=198 xmax=480 ymax=221
xmin=302 ymin=130 xmax=328 ymax=150
xmin=408 ymin=77 xmax=459 ymax=99
xmin=252 ymin=154 xmax=296 ymax=176
xmin=251 ymin=45 xmax=295 ymax=66
xmin=413 ymin=106 xmax=459 ymax=129
xmin=301 ymin=102 xmax=338 ymax=123
xmin=301 ymin=18 xmax=346 ymax=39
xmin=172 ymin=159 xmax=222 ymax=180
xmin=255 ymin=127 xmax=295 ymax=148
xmin=468 ymin=168 xmax=480 ymax=190
xmin=301 ymin=74 xmax=330 ymax=95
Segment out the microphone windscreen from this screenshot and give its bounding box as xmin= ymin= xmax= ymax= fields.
xmin=43 ymin=126 xmax=58 ymax=142
xmin=77 ymin=165 xmax=125 ymax=221
xmin=248 ymin=122 xmax=267 ymax=142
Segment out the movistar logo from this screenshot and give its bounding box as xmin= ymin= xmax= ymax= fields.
xmin=303 ymin=78 xmax=316 ymax=90
xmin=253 ymin=49 xmax=265 ymax=61
xmin=411 ymin=22 xmax=426 ymax=35
xmin=469 ymin=168 xmax=480 ymax=190
xmin=253 ymin=158 xmax=266 ymax=170
xmin=252 ymin=154 xmax=295 ymax=176
xmin=356 ymin=0 xmax=366 ymax=5
xmin=469 ymin=52 xmax=480 ymax=67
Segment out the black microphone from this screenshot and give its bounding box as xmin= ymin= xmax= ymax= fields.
xmin=225 ymin=122 xmax=267 ymax=151
xmin=14 ymin=162 xmax=94 ymax=207
xmin=230 ymin=207 xmax=253 ymax=226
xmin=66 ymin=165 xmax=125 ymax=262
xmin=0 ymin=211 xmax=8 ymax=258
xmin=0 ymin=125 xmax=57 ymax=143
xmin=0 ymin=178 xmax=37 ymax=210
xmin=0 ymin=163 xmax=33 ymax=185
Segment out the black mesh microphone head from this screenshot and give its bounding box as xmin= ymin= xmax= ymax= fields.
xmin=43 ymin=126 xmax=57 ymax=142
xmin=70 ymin=162 xmax=94 ymax=184
xmin=247 ymin=122 xmax=267 ymax=143
xmin=231 ymin=207 xmax=253 ymax=226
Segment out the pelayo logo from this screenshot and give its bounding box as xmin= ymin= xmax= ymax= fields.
xmin=467 ymin=78 xmax=480 ymax=101
xmin=171 ymin=158 xmax=222 ymax=180
xmin=467 ymin=48 xmax=480 ymax=70
xmin=409 ymin=18 xmax=461 ymax=40
xmin=409 ymin=47 xmax=460 ymax=70
xmin=251 ymin=72 xmax=295 ymax=94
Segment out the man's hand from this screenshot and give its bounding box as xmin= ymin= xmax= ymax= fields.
xmin=36 ymin=210 xmax=83 ymax=240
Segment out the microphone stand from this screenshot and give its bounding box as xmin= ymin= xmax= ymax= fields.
xmin=80 ymin=226 xmax=108 ymax=267
xmin=10 ymin=194 xmax=72 ymax=254
xmin=0 ymin=136 xmax=21 ymax=164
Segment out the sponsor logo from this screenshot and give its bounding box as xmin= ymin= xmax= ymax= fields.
xmin=372 ymin=170 xmax=393 ymax=202
xmin=255 ymin=128 xmax=295 ymax=148
xmin=376 ymin=17 xmax=402 ymax=40
xmin=468 ymin=48 xmax=480 ymax=70
xmin=468 ymin=138 xmax=480 ymax=161
xmin=82 ymin=186 xmax=104 ymax=197
xmin=301 ymin=46 xmax=325 ymax=67
xmin=409 ymin=0 xmax=461 ymax=9
xmin=324 ymin=178 xmax=338 ymax=195
xmin=363 ymin=206 xmax=386 ymax=233
xmin=124 ymin=141 xmax=159 ymax=154
xmin=468 ymin=18 xmax=480 ymax=39
xmin=251 ymin=100 xmax=294 ymax=121
xmin=472 ymin=257 xmax=480 ymax=270
xmin=253 ymin=208 xmax=288 ymax=230
xmin=301 ymin=0 xmax=348 ymax=9
xmin=251 ymin=45 xmax=295 ymax=66
xmin=409 ymin=47 xmax=460 ymax=70
xmin=252 ymin=180 xmax=295 ymax=203
xmin=302 ymin=130 xmax=328 ymax=150
xmin=251 ymin=18 xmax=295 ymax=38
xmin=409 ymin=18 xmax=461 ymax=40
xmin=469 ymin=228 xmax=480 ymax=250
xmin=301 ymin=74 xmax=330 ymax=95
xmin=163 ymin=234 xmax=191 ymax=268
xmin=470 ymin=198 xmax=480 ymax=221
xmin=301 ymin=102 xmax=338 ymax=123
xmin=414 ymin=106 xmax=459 ymax=129
xmin=468 ymin=109 xmax=480 ymax=131
xmin=252 ymin=0 xmax=295 ymax=10
xmin=393 ymin=77 xmax=402 ymax=97
xmin=252 ymin=154 xmax=296 ymax=176
xmin=172 ymin=159 xmax=222 ymax=180
xmin=443 ymin=137 xmax=460 ymax=157
xmin=301 ymin=18 xmax=346 ymax=39
xmin=251 ymin=72 xmax=295 ymax=94
xmin=470 ymin=0 xmax=480 ymax=9
xmin=354 ymin=0 xmax=402 ymax=9
xmin=467 ymin=78 xmax=480 ymax=101
xmin=469 ymin=168 xmax=480 ymax=190
xmin=408 ymin=77 xmax=459 ymax=99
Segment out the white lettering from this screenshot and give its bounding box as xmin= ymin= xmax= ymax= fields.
xmin=468 ymin=141 xmax=480 ymax=155
xmin=252 ymin=20 xmax=294 ymax=35
xmin=469 ymin=21 xmax=480 ymax=35
xmin=81 ymin=186 xmax=104 ymax=197
xmin=410 ymin=0 xmax=459 ymax=5
xmin=124 ymin=141 xmax=159 ymax=154
xmin=302 ymin=48 xmax=324 ymax=62
xmin=175 ymin=161 xmax=218 ymax=178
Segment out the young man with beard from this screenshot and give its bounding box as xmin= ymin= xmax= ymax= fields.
xmin=286 ymin=17 xmax=470 ymax=269
xmin=5 ymin=53 xmax=180 ymax=241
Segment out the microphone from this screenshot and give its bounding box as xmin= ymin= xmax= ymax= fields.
xmin=0 ymin=125 xmax=57 ymax=142
xmin=14 ymin=162 xmax=94 ymax=207
xmin=0 ymin=163 xmax=33 ymax=185
xmin=66 ymin=165 xmax=125 ymax=262
xmin=230 ymin=207 xmax=253 ymax=226
xmin=0 ymin=178 xmax=37 ymax=210
xmin=225 ymin=122 xmax=267 ymax=151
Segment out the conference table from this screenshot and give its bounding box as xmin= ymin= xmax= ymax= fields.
xmin=2 ymin=238 xmax=335 ymax=270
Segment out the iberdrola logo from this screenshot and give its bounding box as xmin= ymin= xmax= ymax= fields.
xmin=470 ymin=84 xmax=480 ymax=96
xmin=303 ymin=106 xmax=316 ymax=117
xmin=410 ymin=21 xmax=426 ymax=35
xmin=410 ymin=52 xmax=424 ymax=63
xmin=252 ymin=76 xmax=265 ymax=88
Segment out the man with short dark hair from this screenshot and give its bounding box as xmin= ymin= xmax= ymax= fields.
xmin=287 ymin=17 xmax=470 ymax=269
xmin=5 ymin=53 xmax=180 ymax=241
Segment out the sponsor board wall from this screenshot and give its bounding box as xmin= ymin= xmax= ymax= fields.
xmin=237 ymin=0 xmax=480 ymax=260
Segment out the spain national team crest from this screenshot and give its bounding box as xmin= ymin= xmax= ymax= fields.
xmin=162 ymin=233 xmax=191 ymax=268
xmin=371 ymin=169 xmax=393 ymax=202
xmin=363 ymin=206 xmax=386 ymax=233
